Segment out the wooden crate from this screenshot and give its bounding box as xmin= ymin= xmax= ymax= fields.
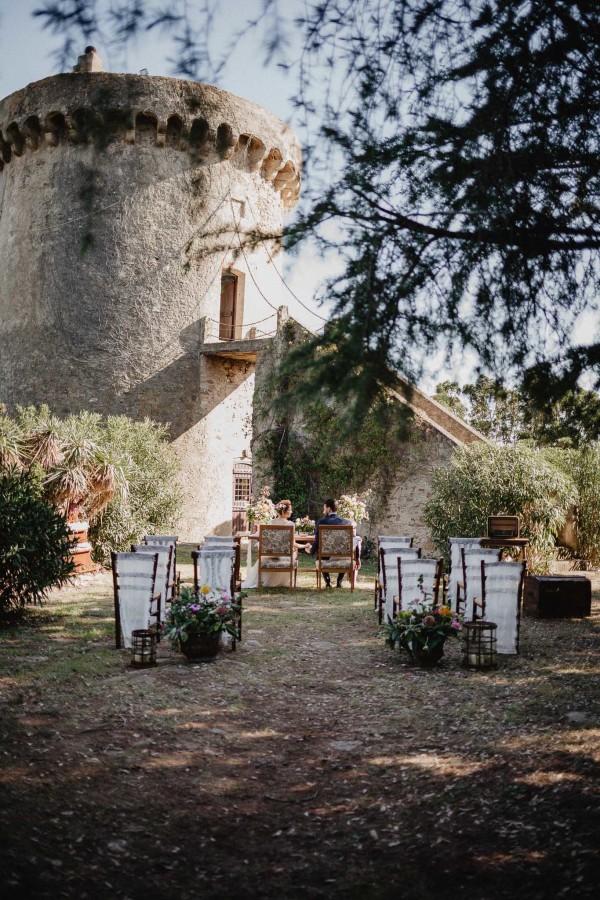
xmin=523 ymin=575 xmax=591 ymax=618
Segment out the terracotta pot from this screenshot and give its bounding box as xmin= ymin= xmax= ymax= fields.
xmin=411 ymin=643 xmax=445 ymax=668
xmin=180 ymin=632 xmax=221 ymax=661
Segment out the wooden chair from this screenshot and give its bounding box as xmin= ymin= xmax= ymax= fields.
xmin=391 ymin=557 xmax=443 ymax=623
xmin=191 ymin=546 xmax=240 ymax=647
xmin=112 ymin=551 xmax=161 ymax=649
xmin=258 ymin=524 xmax=297 ymax=590
xmin=448 ymin=538 xmax=482 ymax=614
xmin=131 ymin=543 xmax=173 ymax=622
xmin=316 ymin=525 xmax=357 ymax=591
xmin=378 ymin=546 xmax=421 ymax=624
xmin=459 ymin=547 xmax=502 ymax=618
xmin=202 ymin=537 xmax=242 ymax=590
xmin=374 ymin=536 xmax=414 ymax=609
xmin=473 ymin=560 xmax=525 ymax=654
xmin=144 ymin=535 xmax=178 ymax=600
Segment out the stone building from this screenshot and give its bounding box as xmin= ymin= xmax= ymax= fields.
xmin=0 ymin=60 xmax=300 ymax=538
xmin=0 ymin=58 xmax=482 ymax=543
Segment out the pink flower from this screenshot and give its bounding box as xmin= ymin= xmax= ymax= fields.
xmin=451 ymin=621 xmax=461 ymax=630
xmin=423 ymin=616 xmax=435 ymax=627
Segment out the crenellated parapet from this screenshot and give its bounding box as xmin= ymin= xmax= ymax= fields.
xmin=0 ymin=72 xmax=301 ymax=209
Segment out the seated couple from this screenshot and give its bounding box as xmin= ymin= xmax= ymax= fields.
xmin=305 ymin=498 xmax=356 ymax=589
xmin=242 ymin=499 xmax=300 ymax=589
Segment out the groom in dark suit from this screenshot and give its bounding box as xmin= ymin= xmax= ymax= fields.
xmin=307 ymin=498 xmax=351 ymax=588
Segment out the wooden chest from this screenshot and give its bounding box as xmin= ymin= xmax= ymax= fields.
xmin=523 ymin=575 xmax=591 ymax=618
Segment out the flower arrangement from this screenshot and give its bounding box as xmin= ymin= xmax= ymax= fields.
xmin=336 ymin=491 xmax=371 ymax=524
xmin=246 ymin=485 xmax=276 ymax=527
xmin=164 ymin=585 xmax=239 ymax=648
xmin=294 ymin=516 xmax=315 ymax=534
xmin=382 ymin=594 xmax=462 ymax=653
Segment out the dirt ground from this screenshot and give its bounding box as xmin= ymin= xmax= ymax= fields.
xmin=0 ymin=553 xmax=599 ymax=899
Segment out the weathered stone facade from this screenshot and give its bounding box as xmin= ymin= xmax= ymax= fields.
xmin=0 ymin=69 xmax=301 ymax=538
xmin=252 ymin=320 xmax=486 ymax=552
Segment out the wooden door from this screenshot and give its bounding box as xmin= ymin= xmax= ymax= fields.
xmin=220 ymin=273 xmax=237 ymax=341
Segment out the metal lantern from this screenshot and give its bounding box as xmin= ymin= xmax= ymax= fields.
xmin=130 ymin=629 xmax=157 ymax=668
xmin=462 ymin=621 xmax=497 ymax=670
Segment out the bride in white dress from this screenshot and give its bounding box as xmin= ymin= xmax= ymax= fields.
xmin=242 ymin=500 xmax=299 ymax=589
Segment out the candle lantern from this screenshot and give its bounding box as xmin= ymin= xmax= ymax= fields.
xmin=131 ymin=629 xmax=157 ymax=668
xmin=462 ymin=621 xmax=497 ymax=670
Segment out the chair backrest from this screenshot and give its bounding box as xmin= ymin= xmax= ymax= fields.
xmin=203 ymin=535 xmax=235 ymax=544
xmin=259 ymin=524 xmax=295 ymax=558
xmin=448 ymin=537 xmax=482 ymax=605
xmin=397 ymin=557 xmax=443 ymax=617
xmin=380 ymin=547 xmax=421 ymax=622
xmin=378 ymin=535 xmax=413 ymax=548
xmin=144 ymin=535 xmax=178 ymax=584
xmin=462 ymin=547 xmax=502 ymax=618
xmin=319 ymin=525 xmax=354 ymax=558
xmin=191 ymin=548 xmax=235 ymax=594
xmin=131 ymin=544 xmax=173 ymax=619
xmin=112 ymin=551 xmax=158 ymax=649
xmin=481 ymin=560 xmax=524 ymax=654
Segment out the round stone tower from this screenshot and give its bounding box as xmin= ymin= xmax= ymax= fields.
xmin=0 ymin=65 xmax=301 ymax=538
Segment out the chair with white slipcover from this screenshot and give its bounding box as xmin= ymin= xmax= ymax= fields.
xmin=378 ymin=546 xmax=421 ymax=624
xmin=191 ymin=546 xmax=240 ymax=646
xmin=459 ymin=547 xmax=502 ymax=619
xmin=392 ymin=557 xmax=443 ymax=623
xmin=448 ymin=538 xmax=482 ymax=613
xmin=144 ymin=535 xmax=178 ymax=602
xmin=474 ymin=560 xmax=525 ymax=654
xmin=374 ymin=536 xmax=414 ymax=609
xmin=132 ymin=543 xmax=173 ymax=622
xmin=112 ymin=551 xmax=161 ymax=649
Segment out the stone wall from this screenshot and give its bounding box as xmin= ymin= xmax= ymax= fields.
xmin=0 ymin=72 xmax=301 ymax=539
xmin=252 ymin=317 xmax=484 ymax=554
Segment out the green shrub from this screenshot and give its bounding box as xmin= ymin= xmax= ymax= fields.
xmin=572 ymin=445 xmax=600 ymax=568
xmin=88 ymin=416 xmax=183 ymax=565
xmin=0 ymin=467 xmax=75 ymax=617
xmin=424 ymin=443 xmax=576 ymax=573
xmin=6 ymin=407 xmax=183 ymax=567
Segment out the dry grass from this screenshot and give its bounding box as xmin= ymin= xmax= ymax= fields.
xmin=0 ymin=563 xmax=599 ymax=899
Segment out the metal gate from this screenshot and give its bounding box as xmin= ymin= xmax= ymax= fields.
xmin=232 ymin=459 xmax=253 ymax=534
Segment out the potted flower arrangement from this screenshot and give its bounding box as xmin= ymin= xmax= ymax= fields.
xmin=336 ymin=491 xmax=371 ymax=525
xmin=294 ymin=515 xmax=315 ymax=534
xmin=382 ymin=594 xmax=462 ymax=667
xmin=164 ymin=585 xmax=239 ymax=660
xmin=246 ymin=485 xmax=276 ymax=531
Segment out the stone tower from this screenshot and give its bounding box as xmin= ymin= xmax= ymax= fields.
xmin=0 ymin=64 xmax=301 ymax=537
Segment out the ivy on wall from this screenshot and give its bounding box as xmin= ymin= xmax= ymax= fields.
xmin=254 ymin=393 xmax=424 ymax=522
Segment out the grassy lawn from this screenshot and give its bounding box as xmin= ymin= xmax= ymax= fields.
xmin=0 ymin=564 xmax=598 ymax=899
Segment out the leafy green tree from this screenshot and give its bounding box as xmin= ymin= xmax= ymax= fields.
xmin=525 ymin=388 xmax=600 ymax=447
xmin=434 ymin=377 xmax=600 ymax=446
xmin=0 ymin=467 xmax=75 ymax=617
xmin=432 ymin=382 xmax=468 ymax=420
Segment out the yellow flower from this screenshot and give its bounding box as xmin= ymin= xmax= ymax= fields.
xmin=439 ymin=606 xmax=452 ymax=616
xmin=200 ymin=584 xmax=211 ymax=595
